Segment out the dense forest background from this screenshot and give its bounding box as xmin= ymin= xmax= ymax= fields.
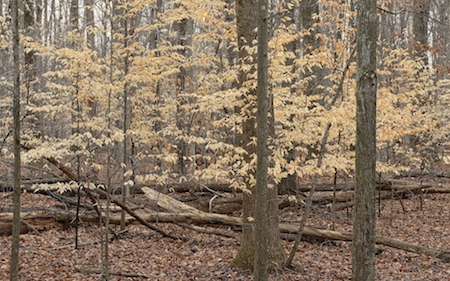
xmin=0 ymin=0 xmax=449 ymax=190
xmin=2 ymin=0 xmax=450 ymax=280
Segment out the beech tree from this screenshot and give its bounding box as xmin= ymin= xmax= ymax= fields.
xmin=13 ymin=0 xmax=448 ymax=208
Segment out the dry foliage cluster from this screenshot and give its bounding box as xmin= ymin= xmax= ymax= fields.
xmin=0 ymin=0 xmax=449 ymax=191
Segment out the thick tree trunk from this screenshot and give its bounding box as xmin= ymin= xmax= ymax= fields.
xmin=352 ymin=0 xmax=378 ymax=279
xmin=234 ymin=0 xmax=259 ymax=265
xmin=232 ymin=0 xmax=285 ymax=269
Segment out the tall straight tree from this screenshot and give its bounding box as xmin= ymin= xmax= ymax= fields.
xmin=254 ymin=0 xmax=269 ymax=278
xmin=352 ymin=0 xmax=377 ymax=280
xmin=10 ymin=0 xmax=21 ymax=279
xmin=232 ymin=0 xmax=285 ymax=269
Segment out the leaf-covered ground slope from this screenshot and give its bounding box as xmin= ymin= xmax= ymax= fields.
xmin=1 ymin=186 xmax=450 ymax=280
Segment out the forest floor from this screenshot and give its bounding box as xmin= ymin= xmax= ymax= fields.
xmin=1 ymin=175 xmax=450 ymax=280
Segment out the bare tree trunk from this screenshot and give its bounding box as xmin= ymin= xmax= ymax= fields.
xmin=254 ymin=0 xmax=269 ymax=278
xmin=352 ymin=0 xmax=378 ymax=279
xmin=121 ymin=7 xmax=130 ymax=231
xmin=173 ymin=10 xmax=193 ymax=176
xmin=412 ymin=0 xmax=429 ymax=66
xmin=300 ymin=0 xmax=322 ymax=97
xmin=84 ymin=0 xmax=95 ymax=48
xmin=10 ymin=0 xmax=21 ymax=279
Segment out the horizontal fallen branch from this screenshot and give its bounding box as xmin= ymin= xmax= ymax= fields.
xmin=1 ymin=209 xmax=449 ymax=262
xmin=143 ymin=186 xmax=450 ymax=262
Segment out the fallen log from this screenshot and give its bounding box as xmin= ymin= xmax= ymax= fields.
xmin=140 ymin=187 xmax=450 ymax=262
xmin=21 ymin=144 xmax=180 ymax=240
xmin=142 ymin=187 xmax=204 ymax=214
xmin=94 ymin=188 xmax=180 ymax=240
xmin=1 ymin=209 xmax=449 ymax=262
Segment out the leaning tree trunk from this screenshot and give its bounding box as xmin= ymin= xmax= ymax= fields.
xmin=352 ymin=0 xmax=378 ymax=280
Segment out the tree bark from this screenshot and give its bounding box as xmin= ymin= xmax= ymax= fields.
xmin=232 ymin=0 xmax=258 ymax=269
xmin=352 ymin=0 xmax=378 ymax=279
xmin=254 ymin=0 xmax=269 ymax=277
xmin=232 ymin=0 xmax=285 ymax=269
xmin=84 ymin=0 xmax=95 ymax=48
xmin=412 ymin=0 xmax=429 ymax=66
xmin=10 ymin=0 xmax=21 ymax=279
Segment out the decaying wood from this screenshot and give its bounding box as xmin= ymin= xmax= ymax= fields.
xmin=0 ymin=177 xmax=70 ymax=191
xmin=177 ymin=223 xmax=237 ymax=238
xmin=20 ymin=218 xmax=42 ymax=236
xmin=4 ymin=149 xmax=450 ymax=261
xmin=95 ymin=188 xmax=180 ymax=240
xmin=142 ymin=187 xmax=204 ymax=214
xmin=1 ymin=209 xmax=449 ymax=262
xmin=143 ymin=187 xmax=241 ymax=214
xmin=143 ymin=188 xmax=450 ymax=262
xmin=21 ymin=144 xmax=181 ymax=240
xmin=325 ymin=184 xmax=450 ymax=211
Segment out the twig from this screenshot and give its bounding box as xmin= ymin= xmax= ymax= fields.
xmin=196 ymin=181 xmax=229 ymax=198
xmin=20 ymin=218 xmax=42 ymax=236
xmin=95 ymin=188 xmax=183 ymax=240
xmin=50 ymin=229 xmax=129 ymax=250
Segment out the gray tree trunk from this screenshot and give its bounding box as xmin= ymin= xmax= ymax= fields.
xmin=277 ymin=0 xmax=296 ymax=195
xmin=301 ymin=0 xmax=322 ymax=97
xmin=412 ymin=0 xmax=429 ymax=66
xmin=352 ymin=0 xmax=378 ymax=280
xmin=84 ymin=0 xmax=95 ymax=48
xmin=231 ymin=0 xmax=285 ymax=269
xmin=121 ymin=8 xmax=131 ymax=231
xmin=10 ymin=0 xmax=21 ymax=279
xmin=254 ymin=0 xmax=269 ymax=278
xmin=173 ymin=12 xmax=193 ymax=176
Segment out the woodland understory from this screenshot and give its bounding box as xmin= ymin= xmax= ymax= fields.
xmin=1 ymin=163 xmax=450 ymax=280
xmin=3 ymin=0 xmax=450 ymax=279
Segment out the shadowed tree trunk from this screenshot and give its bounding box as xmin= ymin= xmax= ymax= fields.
xmin=174 ymin=9 xmax=193 ymax=176
xmin=301 ymin=0 xmax=325 ymax=98
xmin=352 ymin=0 xmax=378 ymax=279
